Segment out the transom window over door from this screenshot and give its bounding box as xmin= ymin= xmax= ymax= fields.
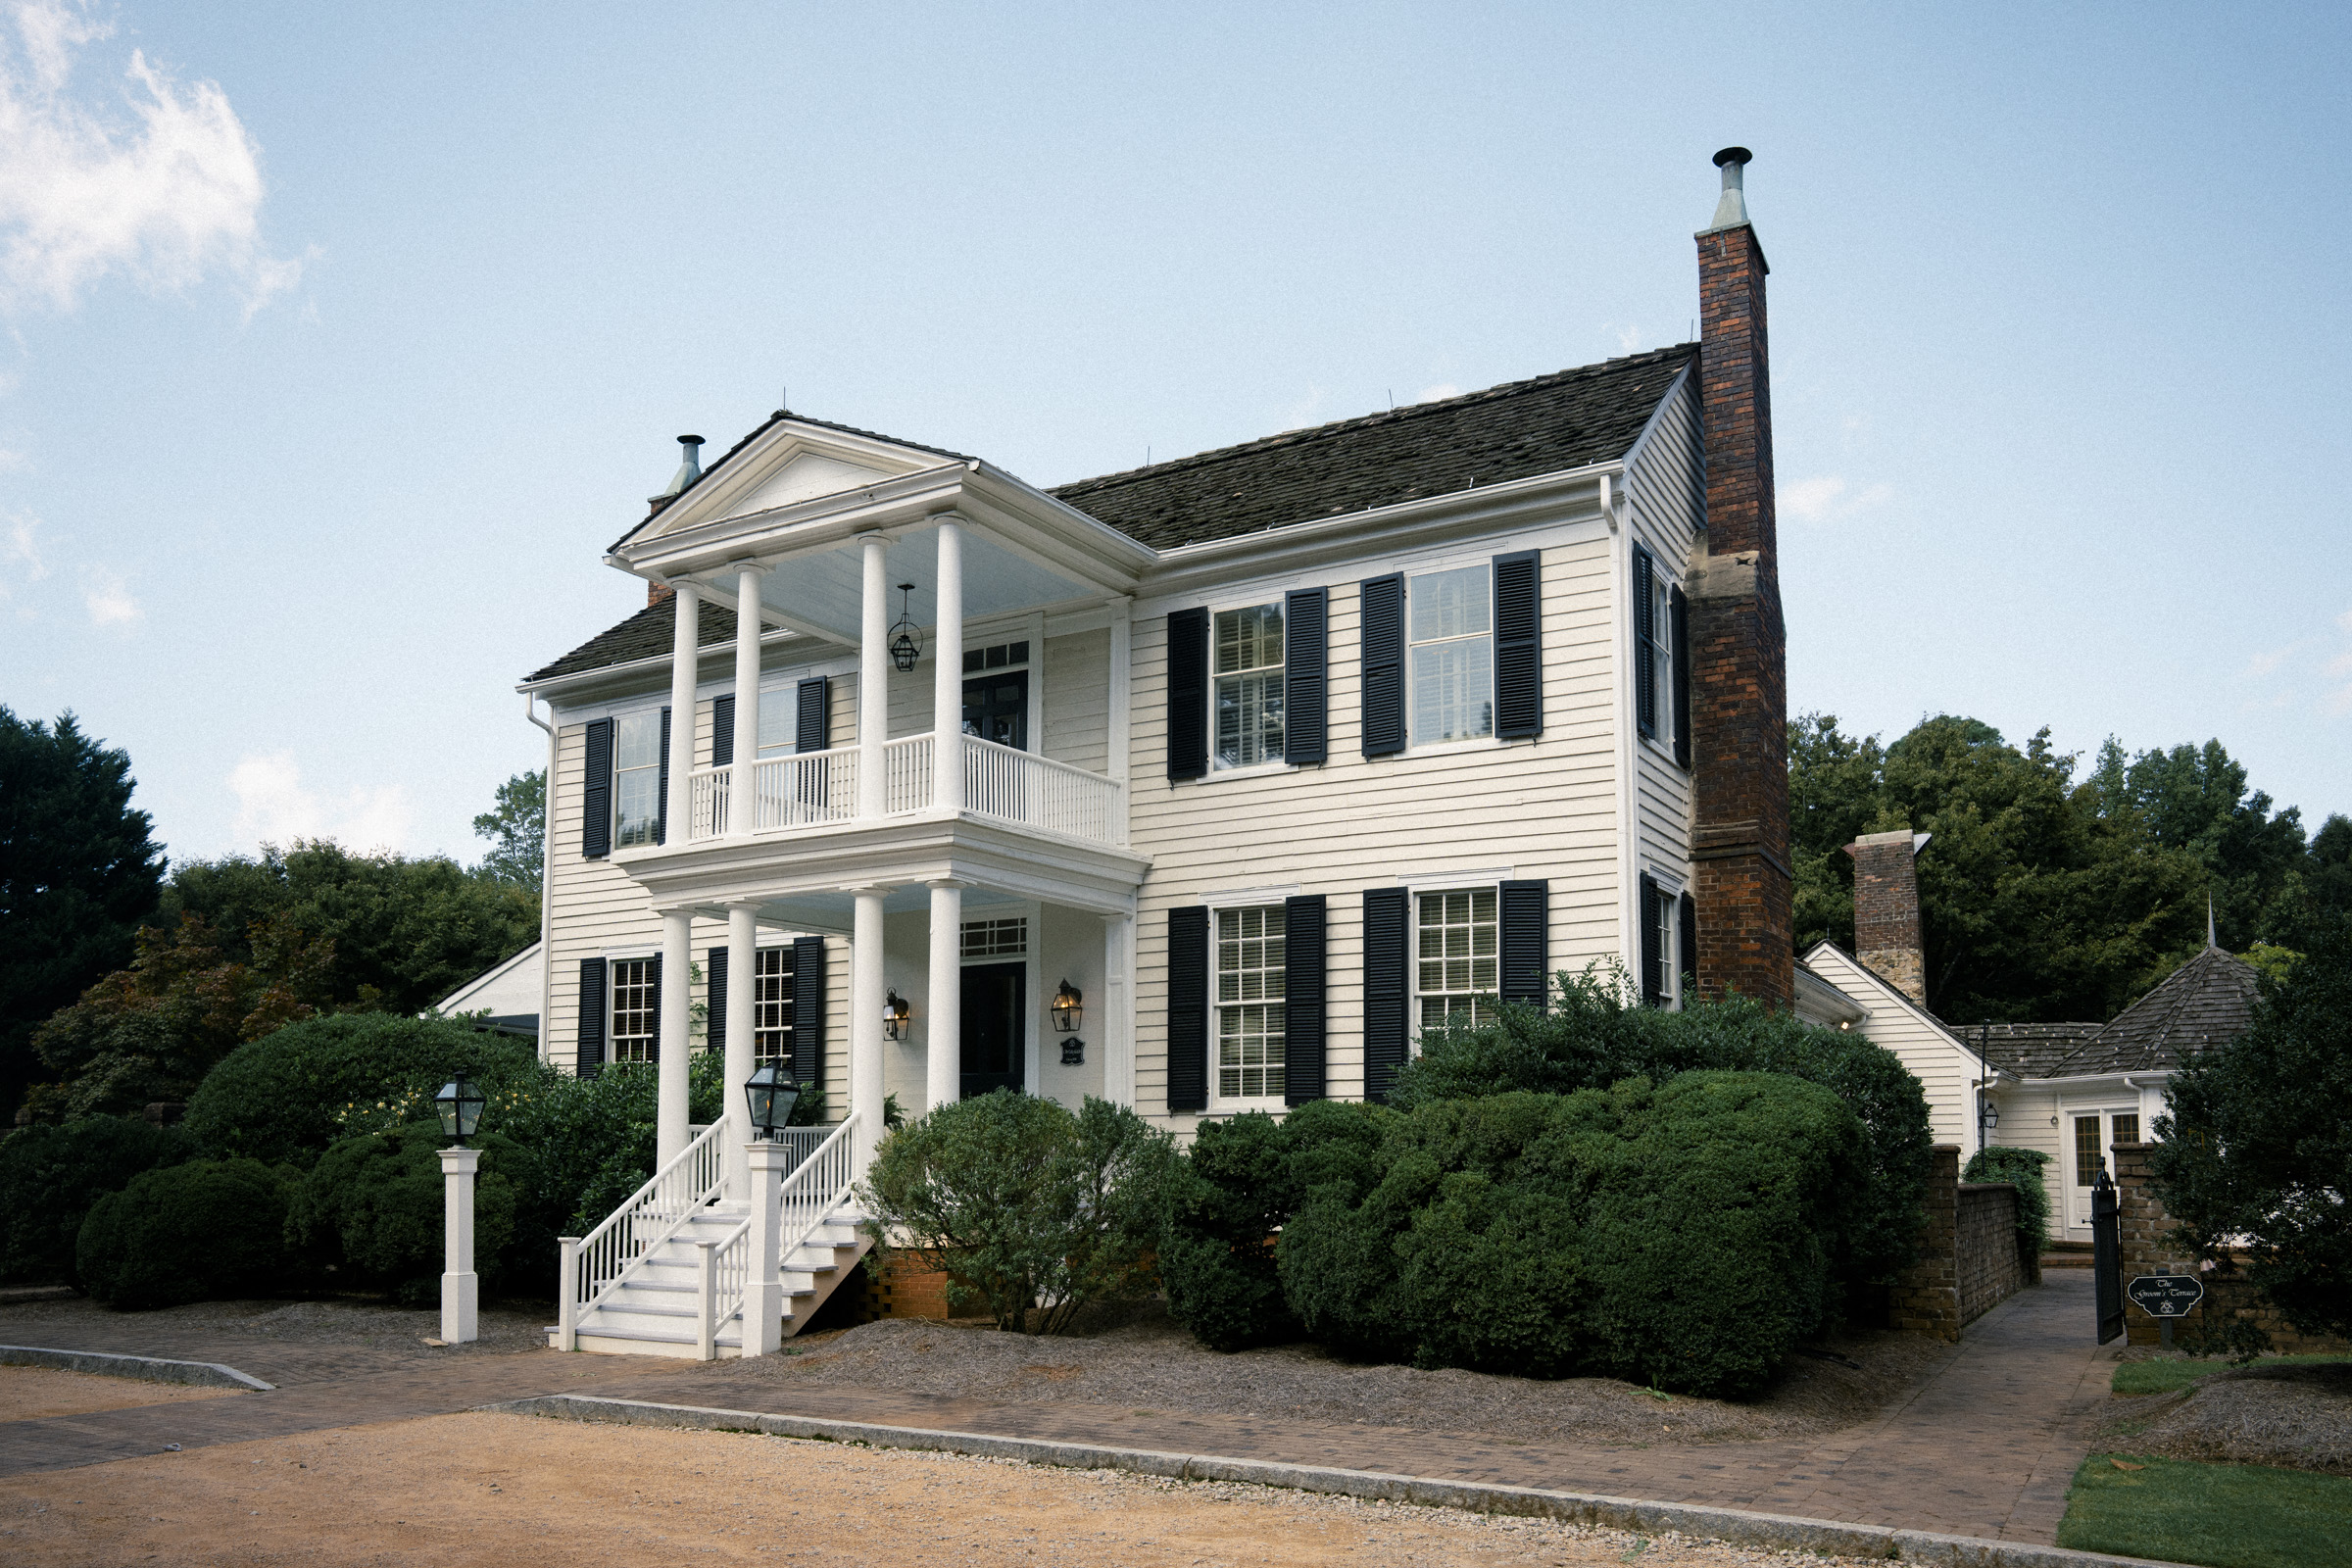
xmin=1409 ymin=566 xmax=1494 ymax=744
xmin=1216 ymin=906 xmax=1286 ymax=1102
xmin=752 ymin=948 xmax=792 ymax=1067
xmin=1213 ymin=605 xmax=1285 ymax=768
xmin=1417 ymin=888 xmax=1498 ymax=1031
xmin=610 ymin=957 xmax=657 ymax=1062
xmin=613 ymin=710 xmax=662 ymax=848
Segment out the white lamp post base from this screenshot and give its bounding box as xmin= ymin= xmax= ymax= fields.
xmin=439 ymin=1146 xmax=481 ymax=1345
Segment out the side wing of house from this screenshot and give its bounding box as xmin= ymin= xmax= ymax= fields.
xmin=1799 ymin=941 xmax=1987 ymax=1154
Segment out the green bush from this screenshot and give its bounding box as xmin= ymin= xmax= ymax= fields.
xmin=861 ymin=1091 xmax=1173 ymax=1334
xmin=76 ymin=1158 xmax=291 ymax=1309
xmin=1275 ymin=1075 xmax=1866 ymax=1396
xmin=1962 ymin=1146 xmax=2052 ymax=1253
xmin=289 ymin=1121 xmax=519 ymax=1304
xmin=1391 ymin=967 xmax=1933 ymax=1290
xmin=0 ymin=1115 xmax=194 ymax=1287
xmin=185 ymin=1013 xmax=539 ymax=1167
xmin=1158 ymin=1101 xmax=1389 ymax=1351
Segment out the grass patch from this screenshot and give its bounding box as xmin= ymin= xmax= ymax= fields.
xmin=2059 ymin=1452 xmax=2352 ymax=1568
xmin=2113 ymin=1353 xmax=2352 ymax=1397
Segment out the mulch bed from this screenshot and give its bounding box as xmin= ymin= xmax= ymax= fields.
xmin=2102 ymin=1360 xmax=2352 ymax=1475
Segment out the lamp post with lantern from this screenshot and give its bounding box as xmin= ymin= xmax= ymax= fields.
xmin=434 ymin=1077 xmax=487 ymax=1345
xmin=739 ymin=1066 xmax=803 ymax=1356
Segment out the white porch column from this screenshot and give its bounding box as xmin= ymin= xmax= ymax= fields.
xmin=850 ymin=887 xmax=888 ymax=1167
xmin=858 ymin=535 xmax=888 ymax=818
xmin=723 ymin=902 xmax=760 ymax=1198
xmin=657 ymin=908 xmax=693 ymax=1169
xmin=741 ymin=1139 xmax=789 ymax=1357
xmin=932 ymin=518 xmax=963 ymax=812
xmin=438 ymin=1146 xmax=479 ymax=1344
xmin=1102 ymin=909 xmax=1136 ymax=1107
xmin=731 ymin=564 xmax=763 ymax=837
xmin=667 ymin=582 xmax=702 ymax=839
xmin=1107 ymin=596 xmax=1132 ymax=846
xmin=925 ymin=880 xmax=963 ymax=1114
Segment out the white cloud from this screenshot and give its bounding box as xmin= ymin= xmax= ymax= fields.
xmin=2 ymin=508 xmax=41 ymax=581
xmin=2243 ymin=644 xmax=2293 ymax=679
xmin=0 ymin=1 xmax=306 ymax=317
xmin=79 ymin=561 xmax=133 ymax=623
xmin=1780 ymin=474 xmax=1895 ymax=526
xmin=1413 ymin=382 xmax=1460 ymax=405
xmin=2337 ymin=606 xmax=2352 ymax=635
xmin=229 ymin=751 xmax=413 ymax=853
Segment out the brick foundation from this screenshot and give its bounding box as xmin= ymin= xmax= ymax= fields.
xmin=2110 ymin=1140 xmax=2352 ymax=1353
xmin=1887 ymin=1145 xmax=2036 ymax=1342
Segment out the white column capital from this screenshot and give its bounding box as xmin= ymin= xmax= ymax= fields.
xmin=437 ymin=1146 xmax=481 ymax=1175
xmin=925 ymin=877 xmax=973 ymax=892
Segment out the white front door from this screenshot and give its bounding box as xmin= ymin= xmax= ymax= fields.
xmin=2061 ymin=1106 xmax=2142 ymax=1233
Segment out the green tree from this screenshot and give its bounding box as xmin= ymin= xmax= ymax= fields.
xmin=472 ymin=770 xmax=545 ymax=894
xmin=2152 ymin=918 xmax=2352 ymax=1349
xmin=0 ymin=710 xmax=165 ymax=1118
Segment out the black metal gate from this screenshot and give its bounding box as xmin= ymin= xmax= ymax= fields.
xmin=2091 ymin=1167 xmax=2125 ymax=1344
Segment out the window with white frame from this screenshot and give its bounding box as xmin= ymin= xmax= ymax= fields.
xmin=1213 ymin=605 xmax=1285 ymax=769
xmin=610 ymin=957 xmax=658 ymax=1062
xmin=1647 ymin=568 xmax=1675 ymax=750
xmin=613 ymin=710 xmax=662 ymax=848
xmin=1415 ymin=887 xmax=1498 ymax=1032
xmin=960 ymin=917 xmax=1028 ymax=959
xmin=752 ymin=947 xmax=792 ymax=1067
xmin=1216 ymin=906 xmax=1286 ymax=1102
xmin=1408 ymin=566 xmax=1494 ymax=745
xmin=757 ymin=697 xmax=795 ymax=759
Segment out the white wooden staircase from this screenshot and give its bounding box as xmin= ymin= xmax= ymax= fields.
xmin=551 ymin=1115 xmax=869 ymax=1360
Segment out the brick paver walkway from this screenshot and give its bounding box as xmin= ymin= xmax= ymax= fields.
xmin=0 ymin=1274 xmax=2112 ymax=1545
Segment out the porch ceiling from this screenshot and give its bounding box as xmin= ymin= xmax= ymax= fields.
xmin=739 ymin=522 xmax=1093 ymax=645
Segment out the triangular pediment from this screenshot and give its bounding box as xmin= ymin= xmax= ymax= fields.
xmin=640 ymin=418 xmax=964 ymax=542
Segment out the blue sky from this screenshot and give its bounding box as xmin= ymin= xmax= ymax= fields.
xmin=1 ymin=1 xmax=2346 ymax=866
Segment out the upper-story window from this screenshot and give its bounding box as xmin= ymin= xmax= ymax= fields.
xmin=1408 ymin=566 xmax=1494 ymax=745
xmin=757 ymin=699 xmax=795 ymax=759
xmin=1214 ymin=605 xmax=1285 ymax=769
xmin=1215 ymin=905 xmax=1286 ymax=1102
xmin=613 ymin=710 xmax=662 ymax=848
xmin=1416 ymin=886 xmax=1498 ymax=1032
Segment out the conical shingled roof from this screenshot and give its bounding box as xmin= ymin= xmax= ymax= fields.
xmin=2048 ymin=945 xmax=2262 ymax=1076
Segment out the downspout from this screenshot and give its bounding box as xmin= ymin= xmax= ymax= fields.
xmin=525 ymin=692 xmax=556 ymax=1065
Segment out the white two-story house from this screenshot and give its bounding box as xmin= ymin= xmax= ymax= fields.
xmin=520 ymin=151 xmax=1793 ymax=1355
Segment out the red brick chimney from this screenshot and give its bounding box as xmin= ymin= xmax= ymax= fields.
xmin=1689 ymin=148 xmax=1794 ymax=1009
xmin=1846 ymin=829 xmax=1930 ymax=1004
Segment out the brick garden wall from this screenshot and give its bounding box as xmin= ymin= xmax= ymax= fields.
xmin=1887 ymin=1145 xmax=2037 ymax=1341
xmin=2110 ymin=1140 xmax=2352 ymax=1354
xmin=1956 ymin=1182 xmax=2027 ymax=1326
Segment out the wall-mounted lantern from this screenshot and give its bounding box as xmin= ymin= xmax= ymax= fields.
xmin=1052 ymin=979 xmax=1083 ymax=1033
xmin=883 ymin=990 xmax=910 ymax=1041
xmin=889 ymin=583 xmax=923 ymax=672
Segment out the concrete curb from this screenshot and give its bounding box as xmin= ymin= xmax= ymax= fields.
xmin=0 ymin=1344 xmax=274 ymax=1392
xmin=483 ymin=1393 xmax=2181 ymax=1568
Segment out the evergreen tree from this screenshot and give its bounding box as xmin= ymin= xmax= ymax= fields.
xmin=0 ymin=710 xmax=164 ymax=1117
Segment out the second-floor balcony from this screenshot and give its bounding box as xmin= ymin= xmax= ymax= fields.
xmin=687 ymin=733 xmax=1123 ymax=849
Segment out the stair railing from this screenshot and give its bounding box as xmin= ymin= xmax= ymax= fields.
xmin=557 ymin=1117 xmax=730 ymax=1349
xmin=777 ymin=1111 xmax=862 ymax=1269
xmin=688 ymin=1111 xmax=864 ymax=1357
xmin=698 ymin=1218 xmax=752 ymax=1362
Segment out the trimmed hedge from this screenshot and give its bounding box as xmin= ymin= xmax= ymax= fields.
xmin=0 ymin=1115 xmax=195 ymax=1287
xmin=185 ymin=1013 xmax=539 ymax=1167
xmin=1269 ymin=1075 xmax=1867 ymax=1396
xmin=76 ymin=1158 xmax=291 ymax=1310
xmin=1962 ymin=1146 xmax=2052 ymax=1254
xmin=289 ymin=1121 xmax=519 ymax=1305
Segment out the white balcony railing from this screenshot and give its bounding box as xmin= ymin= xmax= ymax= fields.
xmin=682 ymin=733 xmax=1121 ymax=850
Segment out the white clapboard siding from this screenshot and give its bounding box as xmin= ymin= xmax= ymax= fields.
xmin=1128 ymin=531 xmax=1625 ymax=1128
xmin=1044 ymin=628 xmax=1111 ymax=774
xmin=1987 ymin=1084 xmax=2072 ymax=1239
xmin=1800 ymin=945 xmax=1983 ymax=1151
xmin=1626 ymin=368 xmax=1702 ymax=882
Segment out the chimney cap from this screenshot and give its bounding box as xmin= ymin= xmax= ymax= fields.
xmin=676 ymin=434 xmax=705 ymax=446
xmin=1713 ymin=146 xmax=1753 ymax=169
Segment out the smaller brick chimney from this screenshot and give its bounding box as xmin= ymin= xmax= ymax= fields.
xmin=1845 ymin=829 xmax=1930 ymax=1004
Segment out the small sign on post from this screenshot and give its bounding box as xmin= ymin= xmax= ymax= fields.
xmin=2127 ymin=1272 xmax=2203 ymax=1349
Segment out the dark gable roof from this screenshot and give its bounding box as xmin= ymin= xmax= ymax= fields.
xmin=538 ymin=343 xmax=1695 ymax=681
xmin=527 ymin=597 xmax=738 ymax=684
xmin=2049 ymin=946 xmax=2261 ymax=1076
xmin=1048 ymin=344 xmax=1698 ymax=551
xmin=1976 ymin=1022 xmax=2106 ymax=1078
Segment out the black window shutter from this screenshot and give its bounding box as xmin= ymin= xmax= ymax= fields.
xmin=1670 ymin=583 xmax=1691 ymax=769
xmin=1359 ymin=573 xmax=1406 ymax=757
xmin=1283 ymin=895 xmax=1327 ymax=1104
xmin=581 ymin=718 xmax=612 ymax=859
xmin=1639 ymin=872 xmax=1663 ymax=1004
xmin=1677 ymin=892 xmax=1697 ymax=1005
xmin=576 ymin=956 xmax=608 ymax=1078
xmin=791 ymin=937 xmax=825 ymax=1087
xmin=1498 ymin=879 xmax=1549 ymax=1006
xmin=1362 ymin=886 xmax=1409 ymax=1103
xmin=797 ymin=677 xmax=830 ymax=753
xmin=644 ymin=953 xmax=662 ymax=1063
xmin=711 ymin=695 xmax=735 ymax=768
xmin=1284 ymin=588 xmax=1329 ymax=765
xmin=1633 ymin=548 xmax=1655 ymax=738
xmin=1166 ymin=609 xmax=1209 ymax=781
xmin=1166 ymin=906 xmax=1209 ymax=1111
xmin=1493 ymin=552 xmax=1544 ymax=740
xmin=656 ymin=707 xmax=672 ymax=845
xmin=705 ymin=946 xmax=728 ymax=1054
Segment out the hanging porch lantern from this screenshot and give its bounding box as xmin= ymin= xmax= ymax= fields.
xmin=889 ymin=583 xmax=923 ymax=672
xmin=744 ymin=1064 xmax=800 ymax=1141
xmin=434 ymin=1078 xmax=486 ymax=1146
xmin=1051 ymin=979 xmax=1083 ymax=1033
